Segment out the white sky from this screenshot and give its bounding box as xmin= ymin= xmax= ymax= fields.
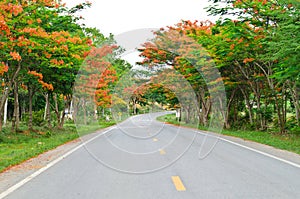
xmin=62 ymin=0 xmax=218 ymax=36
xmin=62 ymin=0 xmax=219 ymax=65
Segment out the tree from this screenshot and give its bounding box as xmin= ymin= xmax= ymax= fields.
xmin=0 ymin=0 xmax=95 ymax=131
xmin=138 ymin=21 xmax=226 ymax=128
xmin=206 ymin=0 xmax=300 ymax=133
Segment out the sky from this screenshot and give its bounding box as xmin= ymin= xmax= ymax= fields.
xmin=62 ymin=0 xmax=218 ymax=36
xmin=62 ymin=0 xmax=219 ymax=65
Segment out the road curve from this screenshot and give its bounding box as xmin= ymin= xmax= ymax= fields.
xmin=1 ymin=112 xmax=300 ymax=199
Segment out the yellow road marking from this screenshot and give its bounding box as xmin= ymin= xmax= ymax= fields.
xmin=153 ymin=138 xmax=158 ymax=142
xmin=171 ymin=176 xmax=186 ymax=191
xmin=159 ymin=149 xmax=166 ymax=155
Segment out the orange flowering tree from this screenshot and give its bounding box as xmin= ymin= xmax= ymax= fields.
xmin=138 ymin=21 xmax=226 ymax=127
xmin=206 ymin=0 xmax=300 ymax=133
xmin=0 ymin=0 xmax=92 ymax=131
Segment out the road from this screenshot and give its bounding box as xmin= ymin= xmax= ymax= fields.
xmin=2 ymin=112 xmax=300 ymax=199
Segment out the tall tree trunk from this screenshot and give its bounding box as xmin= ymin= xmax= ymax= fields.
xmin=72 ymin=98 xmax=77 ymax=122
xmin=44 ymin=100 xmax=47 ymax=120
xmin=255 ymin=62 xmax=285 ymax=133
xmin=274 ymin=95 xmax=285 ymax=134
xmin=225 ymin=89 xmax=237 ymax=129
xmin=133 ymin=100 xmax=137 ymax=115
xmin=82 ymin=98 xmax=87 ymax=125
xmin=289 ymin=81 xmax=300 ymax=126
xmin=60 ymin=111 xmax=66 ymax=128
xmin=185 ymin=105 xmax=191 ymax=124
xmin=45 ymin=93 xmax=51 ymax=128
xmin=94 ymin=104 xmax=98 ymax=120
xmin=3 ymin=97 xmax=8 ymax=126
xmin=240 ymin=88 xmax=254 ymax=125
xmin=0 ymin=62 xmax=21 ymax=131
xmin=28 ymin=88 xmax=34 ymax=131
xmin=196 ymin=90 xmax=210 ymax=127
xmin=53 ymin=93 xmax=61 ymax=128
xmin=256 ymin=91 xmax=263 ymax=130
xmin=12 ymin=81 xmax=20 ymax=132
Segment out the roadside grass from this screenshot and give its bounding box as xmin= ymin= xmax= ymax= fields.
xmin=0 ymin=121 xmax=115 ymax=173
xmin=76 ymin=120 xmax=116 ymax=136
xmin=157 ymin=114 xmax=300 ymax=155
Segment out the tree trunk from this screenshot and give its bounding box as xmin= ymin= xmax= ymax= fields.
xmin=44 ymin=99 xmax=47 ymax=120
xmin=196 ymin=90 xmax=210 ymax=127
xmin=256 ymin=93 xmax=263 ymax=130
xmin=94 ymin=104 xmax=98 ymax=120
xmin=45 ymin=93 xmax=52 ymax=128
xmin=133 ymin=100 xmax=137 ymax=115
xmin=11 ymin=81 xmax=20 ymax=132
xmin=0 ymin=62 xmax=21 ymax=131
xmin=83 ymin=99 xmax=87 ymax=125
xmin=28 ymin=88 xmax=34 ymax=131
xmin=274 ymin=95 xmax=285 ymax=134
xmin=240 ymin=88 xmax=254 ymax=125
xmin=185 ymin=105 xmax=191 ymax=124
xmin=289 ymin=81 xmax=300 ymax=126
xmin=224 ymin=88 xmax=237 ymax=129
xmin=60 ymin=111 xmax=66 ymax=128
xmin=255 ymin=62 xmax=285 ymax=133
xmin=53 ymin=93 xmax=61 ymax=128
xmin=3 ymin=97 xmax=8 ymax=126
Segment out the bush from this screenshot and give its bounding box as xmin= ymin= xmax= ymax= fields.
xmin=22 ymin=110 xmax=46 ymax=126
xmin=286 ymin=116 xmax=300 ymax=135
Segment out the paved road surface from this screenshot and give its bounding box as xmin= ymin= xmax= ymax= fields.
xmin=2 ymin=112 xmax=300 ymax=198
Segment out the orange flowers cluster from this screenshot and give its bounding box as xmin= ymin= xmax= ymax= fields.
xmin=68 ymin=37 xmax=82 ymax=44
xmin=0 ymin=15 xmax=10 ymax=35
xmin=0 ymin=62 xmax=8 ymax=75
xmin=243 ymin=58 xmax=255 ymax=64
xmin=72 ymin=54 xmax=81 ymax=59
xmin=27 ymin=20 xmax=33 ymax=25
xmin=28 ymin=70 xmax=54 ymax=91
xmin=45 ymin=52 xmax=52 ymax=59
xmin=23 ymin=27 xmax=48 ymax=38
xmin=50 ymin=59 xmax=64 ymax=66
xmin=39 ymin=80 xmax=54 ymax=91
xmin=17 ymin=36 xmax=32 ymax=47
xmin=230 ymin=44 xmax=235 ymax=50
xmin=0 ymin=4 xmax=23 ymax=16
xmin=10 ymin=51 xmax=22 ymax=61
xmin=28 ymin=70 xmax=43 ymax=79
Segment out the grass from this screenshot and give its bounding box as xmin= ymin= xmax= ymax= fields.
xmin=76 ymin=120 xmax=116 ymax=136
xmin=157 ymin=113 xmax=300 ymax=155
xmin=0 ymin=121 xmax=116 ymax=173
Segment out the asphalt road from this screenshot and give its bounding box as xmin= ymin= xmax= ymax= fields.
xmin=2 ymin=112 xmax=300 ymax=199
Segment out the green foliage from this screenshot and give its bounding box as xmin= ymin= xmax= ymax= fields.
xmin=22 ymin=110 xmax=45 ymax=126
xmin=0 ymin=126 xmax=78 ymax=172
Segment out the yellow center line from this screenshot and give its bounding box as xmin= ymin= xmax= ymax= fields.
xmin=159 ymin=149 xmax=166 ymax=155
xmin=171 ymin=176 xmax=186 ymax=191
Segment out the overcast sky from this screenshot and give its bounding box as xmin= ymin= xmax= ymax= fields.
xmin=62 ymin=0 xmax=218 ymax=36
xmin=62 ymin=0 xmax=218 ymax=65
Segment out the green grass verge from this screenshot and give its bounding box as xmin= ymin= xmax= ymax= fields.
xmin=0 ymin=122 xmax=115 ymax=173
xmin=157 ymin=114 xmax=300 ymax=155
xmin=76 ymin=121 xmax=116 ymax=136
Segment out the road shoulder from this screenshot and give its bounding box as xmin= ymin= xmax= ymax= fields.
xmin=0 ymin=127 xmax=112 ymax=194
